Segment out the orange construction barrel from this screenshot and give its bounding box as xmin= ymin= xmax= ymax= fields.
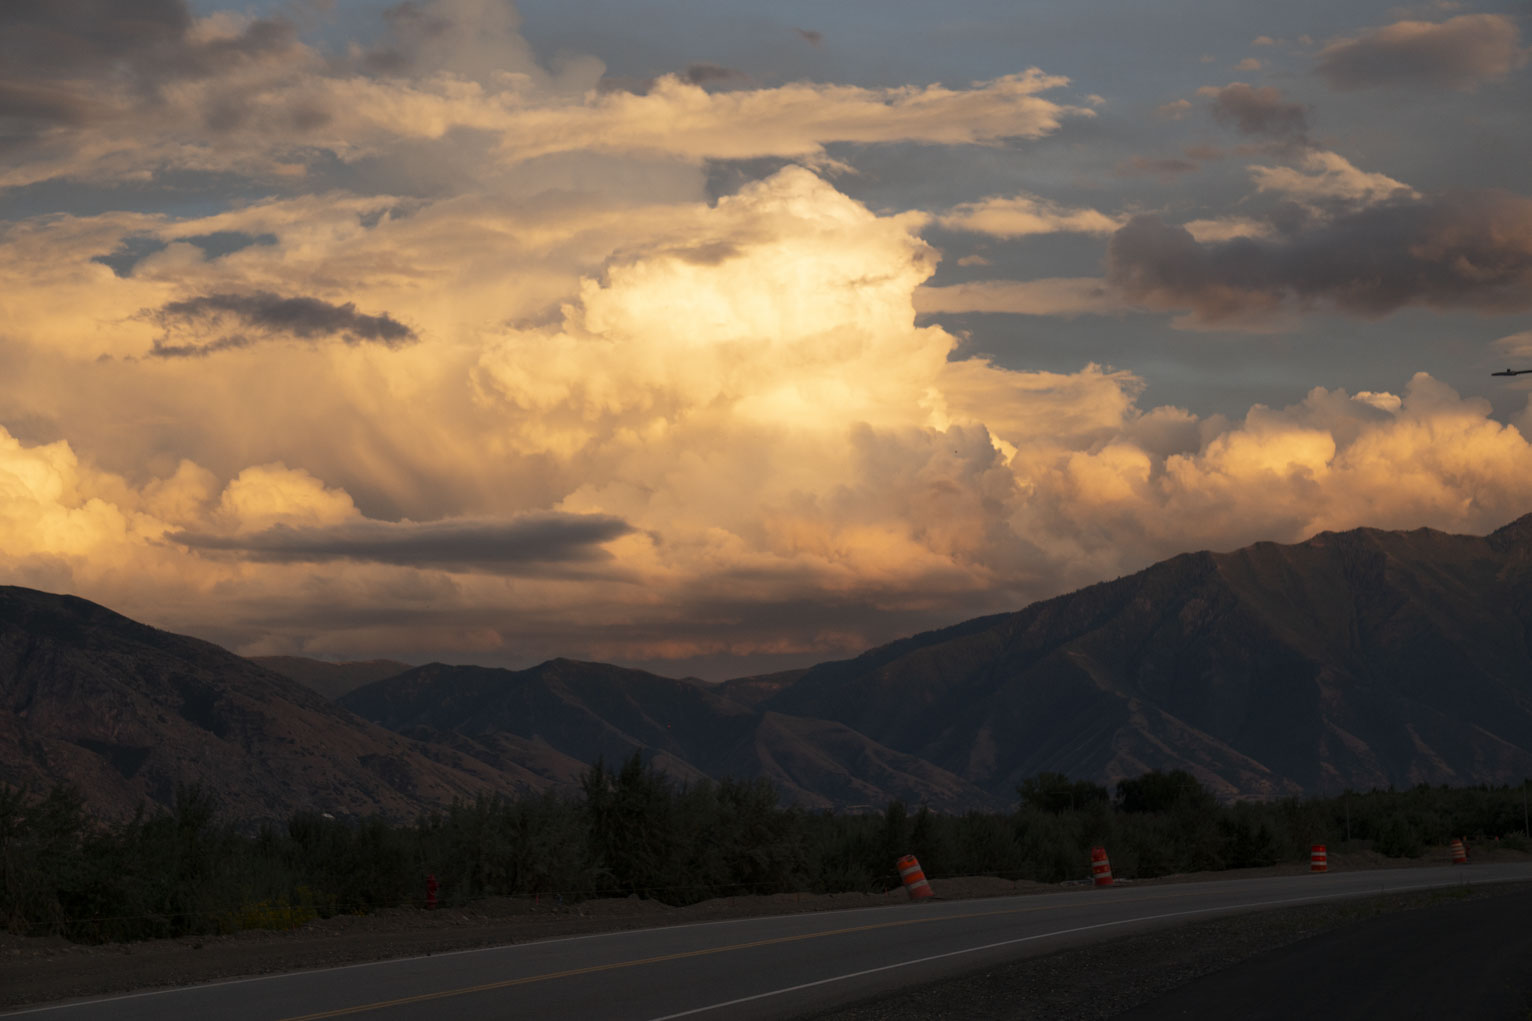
xmin=1090 ymin=846 xmax=1113 ymax=887
xmin=896 ymin=854 xmax=933 ymax=900
xmin=1450 ymin=838 xmax=1468 ymax=865
xmin=1310 ymin=844 xmax=1327 ymax=873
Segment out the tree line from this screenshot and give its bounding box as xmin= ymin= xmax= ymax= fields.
xmin=2 ymin=757 xmax=1528 ymax=943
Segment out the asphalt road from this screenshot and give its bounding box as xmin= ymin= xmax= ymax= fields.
xmin=9 ymin=864 xmax=1532 ymax=1021
xmin=1119 ymin=886 xmax=1532 ymax=1020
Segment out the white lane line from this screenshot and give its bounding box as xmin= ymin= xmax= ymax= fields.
xmin=645 ymin=876 xmax=1504 ymax=1021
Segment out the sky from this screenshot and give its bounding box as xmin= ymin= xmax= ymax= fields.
xmin=3 ymin=0 xmax=1532 ymax=679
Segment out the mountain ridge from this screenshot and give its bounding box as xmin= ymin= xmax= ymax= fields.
xmin=6 ymin=513 xmax=1532 ymax=819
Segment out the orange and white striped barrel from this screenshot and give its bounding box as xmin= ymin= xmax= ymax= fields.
xmin=896 ymin=854 xmax=933 ymax=900
xmin=1450 ymin=838 xmax=1468 ymax=865
xmin=1090 ymin=846 xmax=1113 ymax=887
xmin=1310 ymin=844 xmax=1327 ymax=872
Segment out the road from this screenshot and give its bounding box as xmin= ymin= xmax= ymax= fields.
xmin=1118 ymin=886 xmax=1532 ymax=1019
xmin=9 ymin=864 xmax=1532 ymax=1021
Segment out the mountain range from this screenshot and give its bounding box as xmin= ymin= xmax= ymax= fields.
xmin=6 ymin=514 xmax=1532 ymax=821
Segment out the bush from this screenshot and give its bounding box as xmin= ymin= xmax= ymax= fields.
xmin=5 ymin=773 xmax=1530 ymax=943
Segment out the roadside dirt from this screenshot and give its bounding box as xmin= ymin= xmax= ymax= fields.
xmin=2 ymin=845 xmax=1525 ymax=1011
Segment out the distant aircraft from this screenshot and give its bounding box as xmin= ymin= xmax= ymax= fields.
xmin=1492 ymin=368 xmax=1532 ymax=376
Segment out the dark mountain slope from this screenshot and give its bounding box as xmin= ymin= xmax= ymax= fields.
xmin=251 ymin=656 xmax=412 ymax=700
xmin=0 ymin=587 xmax=515 ymax=822
xmin=766 ymin=518 xmax=1532 ymax=798
xmin=340 ymin=660 xmax=998 ymax=811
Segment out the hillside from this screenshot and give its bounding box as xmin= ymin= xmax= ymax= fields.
xmin=764 ymin=518 xmax=1532 ymax=798
xmin=251 ymin=656 xmax=413 ymax=700
xmin=0 ymin=587 xmax=519 ymax=821
xmin=8 ymin=514 xmax=1532 ymax=817
xmin=339 ymin=659 xmax=997 ymax=811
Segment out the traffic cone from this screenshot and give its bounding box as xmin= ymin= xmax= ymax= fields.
xmin=896 ymin=854 xmax=934 ymax=900
xmin=1310 ymin=844 xmax=1327 ymax=873
xmin=1091 ymin=846 xmax=1114 ymax=887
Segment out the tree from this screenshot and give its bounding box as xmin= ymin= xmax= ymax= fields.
xmin=1116 ymin=770 xmax=1216 ymax=814
xmin=1017 ymin=773 xmax=1109 ymax=813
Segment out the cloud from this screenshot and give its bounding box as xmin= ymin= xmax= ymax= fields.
xmin=681 ymin=63 xmax=748 ymax=88
xmin=0 ymin=1 xmax=300 ymax=119
xmin=1198 ymin=82 xmax=1309 ymax=142
xmin=1234 ymin=57 xmax=1264 ymax=71
xmin=1182 ymin=217 xmax=1273 ymax=242
xmin=1156 ymin=98 xmax=1192 ymax=119
xmin=599 ymin=62 xmax=749 ymax=95
xmin=150 ymin=291 xmax=417 ymax=357
xmin=1106 ymin=189 xmax=1532 ymax=326
xmin=937 ymin=194 xmax=1122 ymax=238
xmin=1494 ymin=331 xmax=1532 ymax=360
xmin=5 ymin=2 xmax=1532 ymax=677
xmin=914 ymin=278 xmax=1124 ymax=317
xmin=0 ymin=12 xmax=1094 ymax=192
xmin=8 ymin=170 xmax=1532 ymax=673
xmin=1316 ymin=14 xmax=1526 ymax=91
xmin=1248 ymin=150 xmax=1417 ymax=207
xmin=794 ymin=28 xmax=823 ymax=45
xmin=171 ymin=513 xmax=633 ymax=570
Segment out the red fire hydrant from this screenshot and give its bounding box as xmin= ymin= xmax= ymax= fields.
xmin=425 ymin=874 xmax=439 ymax=910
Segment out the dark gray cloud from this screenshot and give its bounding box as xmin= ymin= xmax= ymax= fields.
xmin=794 ymin=28 xmax=824 ymax=45
xmin=681 ymin=63 xmax=748 ymax=87
xmin=0 ymin=0 xmax=292 ymax=92
xmin=149 ymin=334 xmax=260 ymax=359
xmin=1106 ymin=189 xmax=1532 ymax=325
xmin=0 ymin=0 xmax=190 ymax=77
xmin=150 ymin=291 xmax=416 ymax=357
xmin=1316 ymin=14 xmax=1525 ymax=91
xmin=359 ymin=1 xmax=451 ymax=75
xmin=0 ymin=0 xmax=296 ymax=156
xmin=1201 ymin=83 xmax=1309 ymax=142
xmin=170 ymin=514 xmax=635 ymax=572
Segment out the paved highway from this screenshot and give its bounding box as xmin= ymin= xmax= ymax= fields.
xmin=9 ymin=864 xmax=1532 ymax=1021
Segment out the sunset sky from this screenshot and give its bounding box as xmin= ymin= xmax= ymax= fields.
xmin=3 ymin=0 xmax=1532 ymax=678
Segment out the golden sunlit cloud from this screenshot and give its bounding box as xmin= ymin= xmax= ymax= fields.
xmin=4 ymin=0 xmax=1532 ymax=676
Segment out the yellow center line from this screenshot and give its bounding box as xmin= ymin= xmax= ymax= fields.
xmin=276 ymin=890 xmax=1189 ymax=1020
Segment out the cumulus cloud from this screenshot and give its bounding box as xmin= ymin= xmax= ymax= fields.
xmin=1107 ymin=189 xmax=1532 ymax=326
xmin=149 ymin=291 xmax=417 ymax=357
xmin=172 ymin=513 xmax=633 ymax=571
xmin=8 ymin=170 xmax=1532 ymax=671
xmin=1316 ymin=14 xmax=1526 ymax=91
xmin=6 ymin=0 xmax=1532 ymax=676
xmin=1198 ymin=82 xmax=1309 ymax=142
xmin=937 ymin=194 xmax=1122 ymax=237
